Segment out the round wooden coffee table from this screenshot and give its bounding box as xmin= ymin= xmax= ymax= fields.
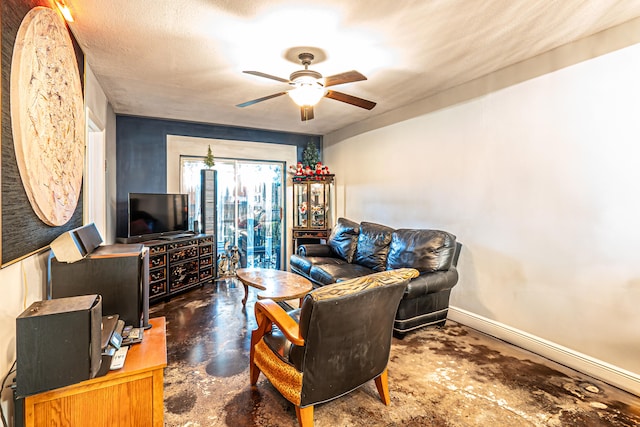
xmin=236 ymin=268 xmax=313 ymax=306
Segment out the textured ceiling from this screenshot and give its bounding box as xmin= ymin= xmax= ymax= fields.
xmin=65 ymin=0 xmax=640 ymax=135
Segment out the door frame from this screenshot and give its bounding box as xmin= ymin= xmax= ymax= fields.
xmin=84 ymin=107 xmax=107 ymax=240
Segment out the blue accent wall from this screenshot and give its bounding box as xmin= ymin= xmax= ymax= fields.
xmin=116 ymin=115 xmax=320 ymax=237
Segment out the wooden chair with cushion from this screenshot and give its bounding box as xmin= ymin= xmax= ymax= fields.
xmin=249 ymin=268 xmax=419 ymax=426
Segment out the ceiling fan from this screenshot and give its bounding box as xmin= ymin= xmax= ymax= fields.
xmin=236 ymin=52 xmax=376 ymax=121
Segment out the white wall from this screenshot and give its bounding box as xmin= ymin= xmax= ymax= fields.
xmin=0 ymin=62 xmax=112 ymax=423
xmin=84 ymin=64 xmax=117 ymax=244
xmin=105 ymin=103 xmax=118 ymax=244
xmin=325 ymin=25 xmax=640 ymax=393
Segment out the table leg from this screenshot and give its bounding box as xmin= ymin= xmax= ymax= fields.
xmin=242 ymin=282 xmax=249 ymax=305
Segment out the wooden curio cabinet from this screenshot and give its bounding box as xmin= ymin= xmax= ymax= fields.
xmin=292 ymin=175 xmax=334 ymax=252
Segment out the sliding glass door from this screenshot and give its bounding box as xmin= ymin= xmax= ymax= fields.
xmin=181 ymin=157 xmax=284 ymax=270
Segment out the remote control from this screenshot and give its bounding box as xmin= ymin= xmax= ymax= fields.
xmin=110 ymin=346 xmax=128 ymax=370
xmin=128 ymin=328 xmax=141 ymax=340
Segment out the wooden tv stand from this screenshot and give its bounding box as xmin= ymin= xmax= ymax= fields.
xmin=23 ymin=317 xmax=167 ymax=426
xmin=143 ymin=234 xmax=216 ymax=303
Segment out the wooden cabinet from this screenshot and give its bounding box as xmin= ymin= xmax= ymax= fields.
xmin=23 ymin=317 xmax=167 ymax=427
xmin=145 ymin=234 xmax=215 ymax=302
xmin=292 ymin=175 xmax=334 ymax=252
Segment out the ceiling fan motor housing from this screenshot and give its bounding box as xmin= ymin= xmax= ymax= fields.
xmin=290 ymin=69 xmax=323 ymax=84
xmin=290 ymin=52 xmax=323 ymax=84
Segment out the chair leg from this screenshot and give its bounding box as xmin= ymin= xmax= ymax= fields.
xmin=250 ymin=318 xmax=271 ymax=385
xmin=249 ymin=333 xmax=261 ymax=385
xmin=295 ymin=405 xmax=313 ymax=427
xmin=374 ymin=368 xmax=390 ymax=405
xmin=249 ymin=358 xmax=260 ymax=385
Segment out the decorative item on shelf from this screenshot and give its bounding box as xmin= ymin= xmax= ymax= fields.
xmin=298 ymin=201 xmax=308 ymax=228
xmin=229 ymin=246 xmax=240 ymax=275
xmin=217 ymin=253 xmax=229 ymax=277
xmin=288 ymin=162 xmax=306 ymax=176
xmin=291 ymin=165 xmax=334 ymax=182
xmin=303 ymin=140 xmax=319 ymax=168
xmin=292 ymin=139 xmax=332 ymax=182
xmin=217 ymin=242 xmax=240 ymax=278
xmin=204 ymin=145 xmax=216 ymax=168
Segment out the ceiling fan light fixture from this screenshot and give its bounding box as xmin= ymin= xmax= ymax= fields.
xmin=238 ymin=51 xmax=375 ymax=119
xmin=288 ymin=82 xmax=325 ymax=107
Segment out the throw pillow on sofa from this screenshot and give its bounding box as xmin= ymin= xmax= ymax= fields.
xmin=328 ymin=217 xmax=360 ymax=262
xmin=354 ymin=221 xmax=394 ymax=272
xmin=387 ymin=229 xmax=457 ymax=273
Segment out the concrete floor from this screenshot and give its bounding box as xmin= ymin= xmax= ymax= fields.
xmin=150 ymin=279 xmax=640 ymax=426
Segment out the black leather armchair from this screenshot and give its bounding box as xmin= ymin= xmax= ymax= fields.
xmin=250 ymin=268 xmax=419 ymax=427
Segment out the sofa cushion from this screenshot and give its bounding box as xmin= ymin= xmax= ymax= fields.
xmin=297 ymin=244 xmax=332 ymax=257
xmin=353 ymin=222 xmax=394 ymax=272
xmin=387 ymin=229 xmax=457 ymax=273
xmin=289 ymin=254 xmax=312 ymax=274
xmin=328 ymin=217 xmax=360 ymax=262
xmin=309 ymin=263 xmax=376 ymax=286
xmin=291 ymin=254 xmax=348 ymax=275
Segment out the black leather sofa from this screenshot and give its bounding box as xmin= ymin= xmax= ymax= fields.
xmin=290 ymin=218 xmax=461 ymax=335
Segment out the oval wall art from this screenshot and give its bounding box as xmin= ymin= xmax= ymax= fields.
xmin=10 ymin=6 xmax=84 ymax=226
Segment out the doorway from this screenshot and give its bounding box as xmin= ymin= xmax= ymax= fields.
xmin=181 ymin=157 xmax=284 ymax=270
xmin=85 ymin=112 xmax=106 ymax=240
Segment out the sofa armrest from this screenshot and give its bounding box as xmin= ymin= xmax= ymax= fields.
xmin=298 ymin=244 xmax=334 ymax=257
xmin=403 ymin=267 xmax=459 ymax=299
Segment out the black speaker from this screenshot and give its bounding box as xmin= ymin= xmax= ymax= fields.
xmin=16 ymin=295 xmax=102 ymax=398
xmin=50 ymin=244 xmax=149 ymax=328
xmin=200 ymin=169 xmax=217 ymax=235
xmin=49 ymin=223 xmax=103 ymax=263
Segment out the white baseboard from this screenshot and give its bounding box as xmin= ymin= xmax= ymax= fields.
xmin=448 ymin=306 xmax=640 ymax=397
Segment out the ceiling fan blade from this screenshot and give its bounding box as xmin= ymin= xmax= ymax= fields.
xmin=236 ymin=92 xmax=288 ymax=108
xmin=325 ymin=90 xmax=376 ymax=110
xmin=243 ymin=71 xmax=290 ymax=84
xmin=301 ymin=106 xmax=314 ymax=121
xmin=324 ymin=70 xmax=367 ymax=87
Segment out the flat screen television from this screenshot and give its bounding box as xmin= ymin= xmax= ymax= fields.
xmin=128 ymin=193 xmax=189 ymax=238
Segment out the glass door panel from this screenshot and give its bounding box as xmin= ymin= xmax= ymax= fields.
xmin=235 ymin=162 xmax=283 ymax=269
xmin=309 ymin=182 xmax=327 ymax=229
xmin=215 ymin=161 xmax=239 ymax=258
xmin=181 ymin=157 xmax=284 ymax=270
xmin=293 ymin=182 xmax=308 ymax=228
